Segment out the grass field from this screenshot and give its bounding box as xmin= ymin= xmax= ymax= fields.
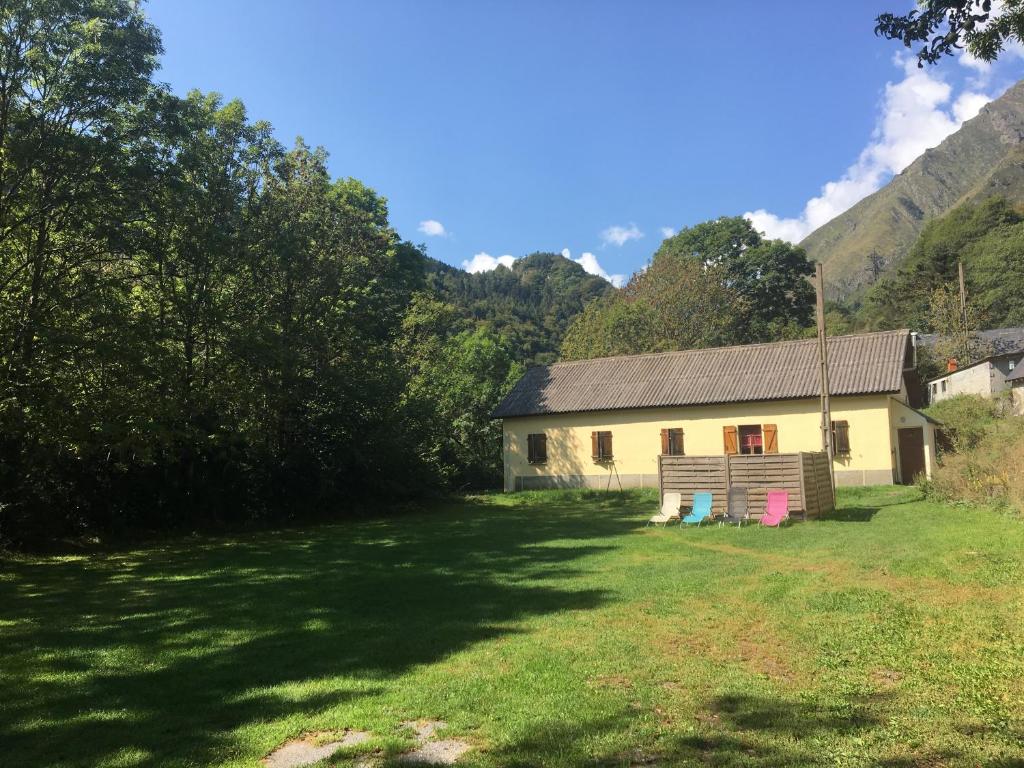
xmin=2 ymin=487 xmax=1023 ymax=767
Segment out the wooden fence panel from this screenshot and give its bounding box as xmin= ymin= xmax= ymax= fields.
xmin=729 ymin=453 xmax=803 ymax=520
xmin=659 ymin=455 xmax=728 ymax=516
xmin=658 ymin=451 xmax=834 ymax=521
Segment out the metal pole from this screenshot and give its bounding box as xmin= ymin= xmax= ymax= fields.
xmin=815 ymin=264 xmax=836 ymax=502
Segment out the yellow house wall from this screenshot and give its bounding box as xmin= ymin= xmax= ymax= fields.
xmin=889 ymin=398 xmax=937 ymax=483
xmin=502 ymin=394 xmax=899 ymax=491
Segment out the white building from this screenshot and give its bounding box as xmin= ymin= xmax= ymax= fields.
xmin=927 ymin=352 xmax=1023 ymax=404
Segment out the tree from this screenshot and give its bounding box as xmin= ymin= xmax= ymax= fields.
xmin=561 ymin=248 xmax=746 ymax=361
xmin=0 ymin=0 xmax=162 ymax=537
xmin=927 ymin=282 xmax=990 ymax=367
xmin=652 ymin=217 xmax=815 ymax=343
xmin=876 ymin=0 xmax=1024 ymax=67
xmin=402 ymin=305 xmax=523 ymax=489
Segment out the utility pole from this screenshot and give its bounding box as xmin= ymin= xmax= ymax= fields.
xmin=815 ymin=263 xmax=836 ymax=501
xmin=958 ymin=260 xmax=969 ymax=364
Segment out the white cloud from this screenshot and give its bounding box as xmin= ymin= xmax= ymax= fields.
xmin=462 ymin=252 xmax=516 ymax=273
xmin=744 ymin=55 xmax=996 ymax=243
xmin=562 ymin=247 xmax=626 ymax=287
xmin=418 ymin=219 xmax=447 ymax=237
xmin=600 ymin=223 xmax=644 ymax=247
xmin=660 ymin=227 xmax=676 ymax=238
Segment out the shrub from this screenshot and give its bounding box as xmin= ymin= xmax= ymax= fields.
xmin=924 ymin=394 xmax=1004 ymax=454
xmin=928 ymin=415 xmax=1024 ymax=512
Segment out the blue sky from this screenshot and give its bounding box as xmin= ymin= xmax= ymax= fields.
xmin=147 ymin=1 xmax=1024 ymax=285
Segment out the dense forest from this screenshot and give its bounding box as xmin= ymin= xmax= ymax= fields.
xmin=0 ymin=1 xmax=536 ymax=544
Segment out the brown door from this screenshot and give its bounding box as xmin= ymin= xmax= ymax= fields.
xmin=897 ymin=428 xmax=926 ymax=484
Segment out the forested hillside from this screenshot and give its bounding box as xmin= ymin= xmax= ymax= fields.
xmin=801 ymin=79 xmax=1024 ymax=295
xmin=423 ymin=252 xmax=614 ymax=365
xmin=862 ymin=196 xmax=1024 ymax=333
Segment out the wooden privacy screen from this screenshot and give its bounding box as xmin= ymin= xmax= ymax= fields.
xmin=658 ymin=452 xmax=835 ymax=520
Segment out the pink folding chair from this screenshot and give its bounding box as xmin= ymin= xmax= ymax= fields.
xmin=760 ymin=490 xmax=789 ymax=527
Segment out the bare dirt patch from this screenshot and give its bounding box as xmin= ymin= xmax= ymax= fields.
xmin=870 ymin=668 xmax=905 ymax=689
xmin=396 ymin=739 xmax=472 ymax=765
xmin=400 ymin=720 xmax=447 ymax=741
xmin=395 ymin=720 xmax=472 ymax=765
xmin=263 ymin=730 xmax=370 ymax=768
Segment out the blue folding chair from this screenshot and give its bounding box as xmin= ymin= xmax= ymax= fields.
xmin=681 ymin=492 xmax=713 ymax=527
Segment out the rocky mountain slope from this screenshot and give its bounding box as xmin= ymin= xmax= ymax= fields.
xmin=801 ymin=79 xmax=1024 ymax=294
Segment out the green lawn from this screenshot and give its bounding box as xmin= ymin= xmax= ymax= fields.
xmin=2 ymin=488 xmax=1023 ymax=768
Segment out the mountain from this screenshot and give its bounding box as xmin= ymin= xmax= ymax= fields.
xmin=801 ymin=79 xmax=1024 ymax=294
xmin=422 ymin=252 xmax=615 ymax=365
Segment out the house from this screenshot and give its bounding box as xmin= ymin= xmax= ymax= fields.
xmin=1006 ymin=363 xmax=1024 ymax=414
xmin=926 ymin=353 xmax=1024 ymax=404
xmin=917 ymin=326 xmax=1024 ymax=405
xmin=492 ymin=329 xmax=937 ymax=491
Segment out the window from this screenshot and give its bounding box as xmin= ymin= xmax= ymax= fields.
xmin=941 ymin=380 xmax=947 ymax=393
xmin=738 ymin=424 xmax=763 ymax=455
xmin=725 ymin=424 xmax=777 ymax=454
xmin=591 ymin=430 xmax=613 ymax=461
xmin=661 ymin=427 xmax=685 ymax=456
xmin=831 ymin=420 xmax=851 ymax=454
xmin=527 ymin=433 xmax=547 ymax=464
xmin=932 ymin=382 xmax=937 ymax=396
xmin=1011 ymin=360 xmax=1017 ymax=371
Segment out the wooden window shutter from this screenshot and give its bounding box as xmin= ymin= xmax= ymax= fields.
xmin=591 ymin=431 xmax=599 ymax=461
xmin=832 ymin=420 xmax=850 ymax=454
xmin=538 ymin=433 xmax=547 ymax=462
xmin=723 ymin=425 xmax=738 ymax=455
xmin=660 ymin=428 xmax=669 ymax=455
xmin=601 ymin=431 xmax=613 ymax=460
xmin=763 ymin=424 xmax=778 ymax=453
xmin=527 ymin=434 xmax=535 ymax=463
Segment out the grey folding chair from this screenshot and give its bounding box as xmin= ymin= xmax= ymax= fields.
xmin=720 ymin=486 xmax=749 ymax=527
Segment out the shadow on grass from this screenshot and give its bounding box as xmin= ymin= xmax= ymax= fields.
xmin=0 ymin=495 xmax=637 ymax=767
xmin=485 ymin=692 xmax=974 ymax=768
xmin=822 ymin=485 xmax=924 ymax=523
xmin=821 ymin=506 xmax=879 ymax=523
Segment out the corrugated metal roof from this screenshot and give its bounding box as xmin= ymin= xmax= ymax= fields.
xmin=493 ymin=329 xmax=911 ymax=418
xmin=917 ymin=326 xmax=1024 ymax=356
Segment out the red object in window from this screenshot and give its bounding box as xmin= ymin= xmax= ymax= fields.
xmin=743 ymin=434 xmax=762 ymax=449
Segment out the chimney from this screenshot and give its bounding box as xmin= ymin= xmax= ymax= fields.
xmin=947 ymin=358 xmax=958 ymax=373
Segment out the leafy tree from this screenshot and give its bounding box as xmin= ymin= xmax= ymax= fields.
xmin=561 ymin=216 xmax=818 ymax=362
xmin=561 ymin=248 xmax=746 ymax=361
xmin=654 ymin=217 xmax=815 ymax=343
xmin=876 ymin=0 xmax=1024 ymax=67
xmin=926 ymin=282 xmax=991 ymax=368
xmin=402 ymin=309 xmax=523 ymax=489
xmin=0 ymin=0 xmax=162 ymax=537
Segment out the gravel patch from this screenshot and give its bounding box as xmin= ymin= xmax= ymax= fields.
xmin=263 ymin=730 xmax=371 ymax=768
xmin=396 ymin=739 xmax=472 ymax=765
xmin=395 ymin=720 xmax=471 ymax=765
